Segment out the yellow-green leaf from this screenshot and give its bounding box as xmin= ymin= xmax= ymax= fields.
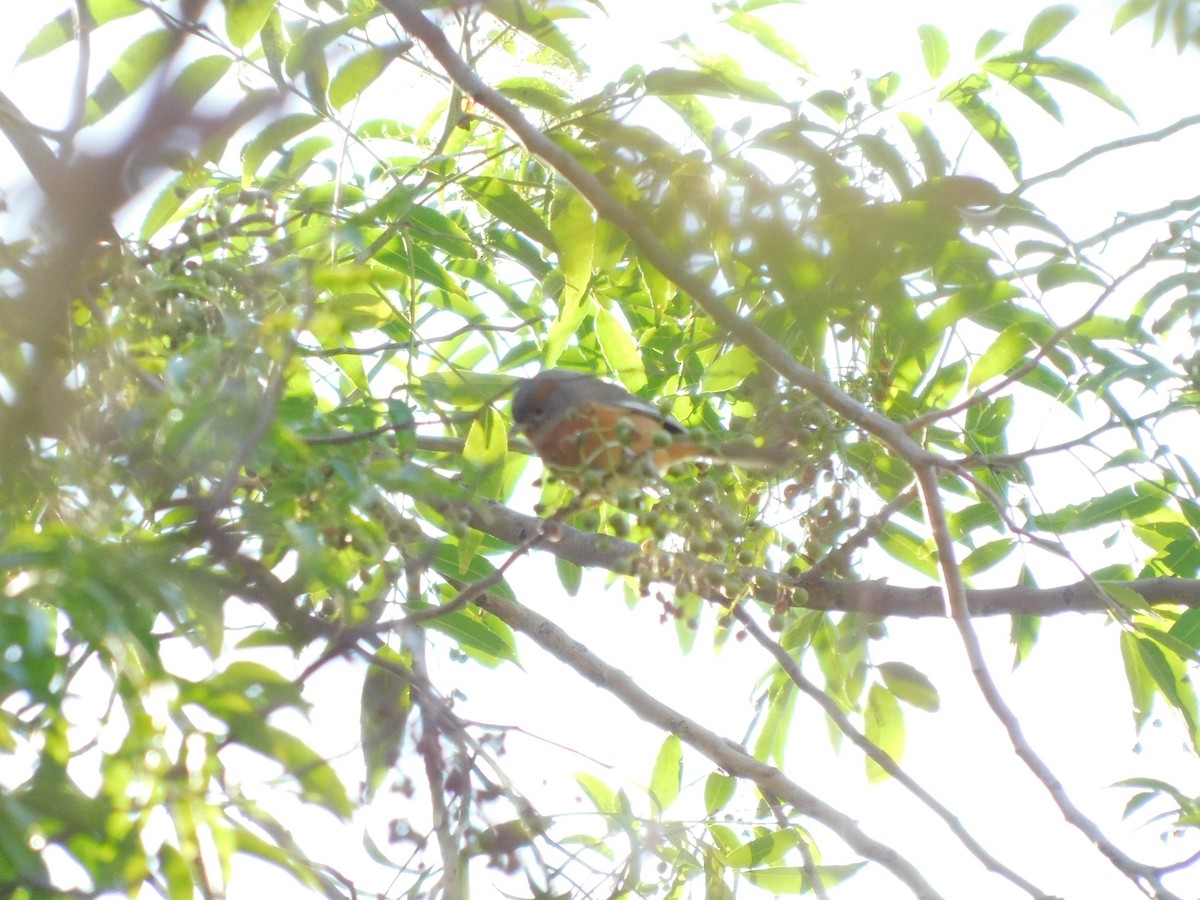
xmin=967 ymin=326 xmax=1032 ymax=389
xmin=918 ymin=24 xmax=950 ymax=78
xmin=649 ymin=734 xmax=683 ymax=814
xmin=595 ymin=307 xmax=645 ymax=391
xmin=224 ymin=0 xmax=277 ymax=48
xmin=865 ymin=684 xmax=905 ymax=782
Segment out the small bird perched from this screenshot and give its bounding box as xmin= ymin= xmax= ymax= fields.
xmin=511 ymin=368 xmax=788 ymax=485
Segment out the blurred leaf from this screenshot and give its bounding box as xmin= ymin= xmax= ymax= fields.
xmin=482 ymin=0 xmax=586 ymax=71
xmin=723 ymin=7 xmax=810 ymax=69
xmin=960 ymin=538 xmax=1016 ymax=577
xmin=1169 ymin=609 xmax=1200 ymax=651
xmin=878 ymin=661 xmax=940 ymax=712
xmin=361 ymin=646 xmax=412 ymax=802
xmin=170 ymin=56 xmax=233 ymax=110
xmin=330 ymin=47 xmax=390 ymax=109
xmin=85 ymin=29 xmax=176 ymax=125
xmin=243 ymin=114 xmax=323 ymax=184
xmin=865 ymin=684 xmax=905 ymax=782
xmin=224 ymin=0 xmax=277 ymax=48
xmin=21 ymin=0 xmax=142 ymax=62
xmin=1023 ymin=5 xmax=1078 ymax=52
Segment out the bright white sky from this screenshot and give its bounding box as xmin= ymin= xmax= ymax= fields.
xmin=3 ymin=2 xmax=1200 ymax=899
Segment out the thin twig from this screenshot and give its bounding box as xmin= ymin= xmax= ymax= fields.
xmin=733 ymin=603 xmax=1047 ymax=897
xmin=1019 ymin=113 xmax=1200 ymax=193
xmin=905 ymin=246 xmax=1158 ymax=432
xmin=473 ymin=589 xmax=946 ymax=899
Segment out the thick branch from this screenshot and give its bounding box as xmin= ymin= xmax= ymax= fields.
xmin=456 ymin=497 xmax=1200 ymax=617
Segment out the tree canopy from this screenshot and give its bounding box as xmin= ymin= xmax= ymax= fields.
xmin=2 ymin=1 xmax=1200 ymax=898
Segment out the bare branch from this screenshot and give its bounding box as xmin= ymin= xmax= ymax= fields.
xmin=914 ymin=466 xmax=1172 ymax=897
xmin=1020 ymin=113 xmax=1200 ymax=193
xmin=474 ymin=590 xmax=947 ymax=899
xmin=733 ymin=603 xmax=1048 ymax=897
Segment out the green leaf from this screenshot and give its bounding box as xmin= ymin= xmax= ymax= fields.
xmin=1037 ymin=262 xmax=1106 ymax=291
xmin=595 ymin=308 xmax=646 ymax=391
xmin=576 ymin=773 xmax=618 ymax=814
xmin=330 ymin=47 xmax=389 ymax=109
xmin=462 ymin=176 xmax=556 ymax=249
xmin=20 ymin=0 xmax=142 ymax=62
xmin=1023 ymin=5 xmax=1078 ymax=52
xmin=157 ymin=844 xmax=194 ymax=900
xmin=917 ymin=25 xmax=950 ymax=78
xmin=942 ymin=74 xmax=1021 ymax=176
xmin=727 ymin=828 xmax=799 ymax=869
xmin=462 ymin=404 xmax=508 ymax=511
xmin=878 ymin=661 xmax=940 ymax=712
xmin=699 ymin=345 xmax=759 ymax=394
xmin=649 ymin=734 xmax=683 ymax=814
xmin=223 ymin=0 xmax=277 ymax=48
xmin=898 ymin=111 xmax=947 ymax=178
xmin=743 ymin=863 xmax=866 ymax=893
xmin=428 ymin=543 xmax=516 ymax=602
xmin=975 ymin=28 xmax=1007 ymax=59
xmin=960 ymin=539 xmax=1016 ymax=577
xmin=967 ymin=326 xmax=1032 ymax=389
xmin=723 ymin=8 xmax=810 ymax=69
xmin=865 ymin=684 xmax=905 ymax=782
xmin=1121 ymin=630 xmax=1156 ymax=730
xmin=644 ymin=66 xmax=784 ymax=106
xmin=1024 ymin=56 xmax=1133 ymax=116
xmin=555 ymin=555 xmax=583 ymax=596
xmin=242 ymin=114 xmax=323 ymax=185
xmin=375 ymin=237 xmax=465 ymax=295
xmin=867 ymin=71 xmax=902 ymax=109
xmin=1112 ymin=0 xmax=1157 ymax=34
xmin=1133 ymin=636 xmax=1199 ymax=743
xmin=361 ymin=646 xmax=412 ymax=802
xmin=496 ymin=77 xmax=573 ymax=114
xmin=231 ymin=716 xmax=353 ymax=817
xmin=85 ymin=29 xmax=176 ymax=125
xmin=704 ymin=772 xmax=737 ymax=815
xmin=407 ymin=601 xmax=519 ymax=665
xmin=1169 ymin=609 xmax=1200 ymax=651
xmin=482 ymin=0 xmax=586 ymax=72
xmin=1033 ymin=484 xmax=1167 ymax=533
xmin=808 ymin=90 xmax=848 ymax=123
xmin=169 ymin=56 xmax=233 ymax=111
xmin=546 ymin=186 xmax=596 ymax=365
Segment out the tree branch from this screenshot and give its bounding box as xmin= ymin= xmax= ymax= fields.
xmin=378 ymin=0 xmax=938 ymax=474
xmin=449 ymin=495 xmax=1200 ymax=617
xmin=1019 ymin=112 xmax=1200 ymax=193
xmin=732 ymin=602 xmax=1047 ymax=897
xmin=474 ymin=589 xmax=947 ymax=899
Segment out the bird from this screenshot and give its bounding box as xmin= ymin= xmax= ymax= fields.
xmin=510 ymin=368 xmax=788 ymax=486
